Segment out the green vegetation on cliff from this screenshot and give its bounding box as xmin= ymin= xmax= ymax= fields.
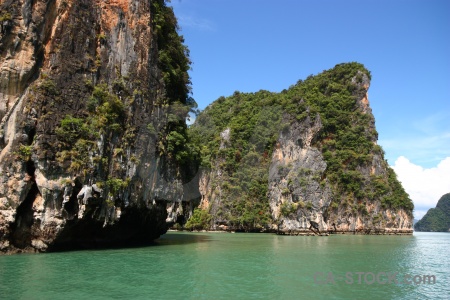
xmin=189 ymin=62 xmax=413 ymax=230
xmin=189 ymin=90 xmax=282 ymax=230
xmin=151 ymin=0 xmax=199 ymax=167
xmin=415 ymin=193 xmax=450 ymax=232
xmin=27 ymin=0 xmax=197 ymax=199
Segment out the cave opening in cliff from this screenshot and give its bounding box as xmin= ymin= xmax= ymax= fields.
xmin=176 ymin=215 xmax=185 ymax=225
xmin=27 ymin=127 xmax=36 ymax=146
xmin=25 ymin=159 xmax=36 ymax=177
xmin=10 ymin=183 xmax=40 ymax=248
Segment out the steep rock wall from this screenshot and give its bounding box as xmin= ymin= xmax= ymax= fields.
xmin=269 ymin=102 xmax=412 ymax=235
xmin=268 ymin=114 xmax=333 ymax=233
xmin=0 ymin=0 xmax=199 ymax=253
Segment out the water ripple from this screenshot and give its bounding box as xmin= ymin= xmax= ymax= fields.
xmin=0 ymin=232 xmax=448 ymax=299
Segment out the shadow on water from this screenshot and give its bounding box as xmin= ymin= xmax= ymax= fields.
xmin=37 ymin=231 xmax=213 ymax=255
xmin=154 ymin=232 xmax=213 ymax=246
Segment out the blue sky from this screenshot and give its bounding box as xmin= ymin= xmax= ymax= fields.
xmin=170 ymin=0 xmax=450 ymax=219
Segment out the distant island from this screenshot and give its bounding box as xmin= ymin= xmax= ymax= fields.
xmin=414 ymin=193 xmax=450 ymax=232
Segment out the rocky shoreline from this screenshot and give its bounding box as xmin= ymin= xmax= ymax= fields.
xmin=169 ymin=228 xmax=413 ymax=236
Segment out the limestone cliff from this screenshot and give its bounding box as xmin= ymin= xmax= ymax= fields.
xmin=189 ymin=63 xmax=413 ymax=235
xmin=0 ymin=0 xmax=199 ymax=253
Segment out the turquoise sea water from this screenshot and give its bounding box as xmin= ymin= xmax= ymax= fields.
xmin=0 ymin=232 xmax=449 ymax=299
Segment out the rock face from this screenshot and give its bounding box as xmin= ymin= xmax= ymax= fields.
xmin=191 ymin=63 xmax=413 ymax=235
xmin=269 ymin=112 xmax=411 ymax=235
xmin=415 ymin=193 xmax=450 ymax=232
xmin=0 ymin=0 xmax=199 ymax=253
xmin=268 ymin=115 xmax=333 ymax=233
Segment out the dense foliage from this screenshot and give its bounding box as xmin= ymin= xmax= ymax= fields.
xmin=415 ymin=193 xmax=450 ymax=232
xmin=150 ymin=0 xmax=198 ymax=166
xmin=189 ymin=62 xmax=413 ymax=230
xmin=189 ymin=90 xmax=282 ymax=230
xmin=185 ymin=208 xmax=213 ymax=231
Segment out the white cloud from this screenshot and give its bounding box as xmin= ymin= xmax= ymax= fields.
xmin=378 ymin=112 xmax=450 ymax=168
xmin=379 ymin=132 xmax=450 ymax=168
xmin=177 ymin=15 xmax=215 ymax=31
xmin=391 ymin=156 xmax=450 ymax=220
